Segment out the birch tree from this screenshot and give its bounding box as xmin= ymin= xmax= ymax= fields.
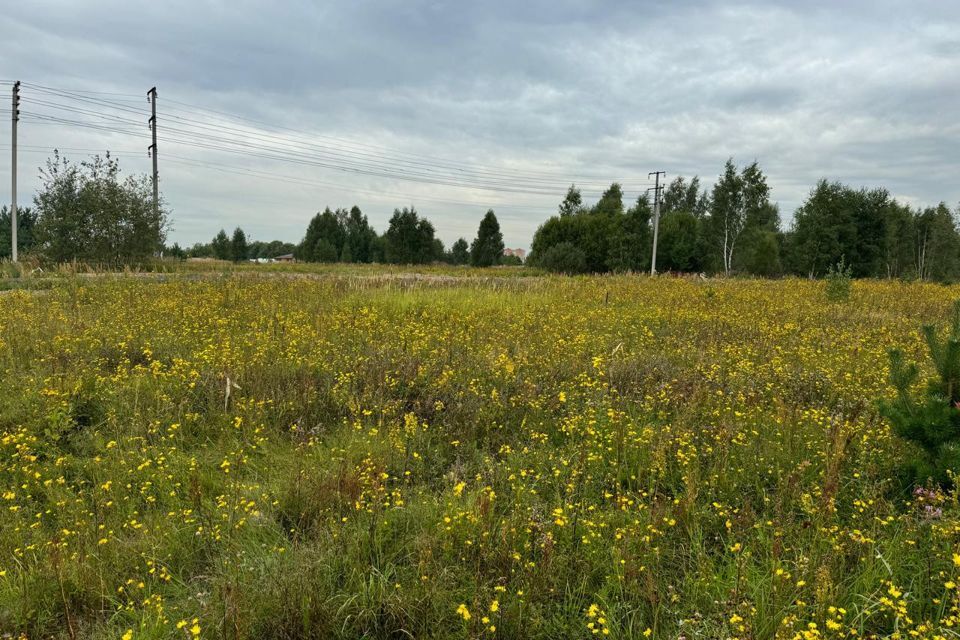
xmin=710 ymin=159 xmax=745 ymax=275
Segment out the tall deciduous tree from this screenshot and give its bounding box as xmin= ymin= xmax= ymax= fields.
xmin=593 ymin=183 xmax=624 ymax=217
xmin=606 ymin=194 xmax=652 ymax=272
xmin=882 ymin=201 xmax=914 ymax=279
xmin=558 ymin=185 xmax=583 ymax=217
xmin=34 ymin=152 xmax=168 ymax=264
xmin=470 ymin=209 xmax=504 ymax=267
xmin=708 ymin=159 xmax=746 ymax=276
xmin=914 ymin=203 xmax=959 ymax=281
xmin=787 ymin=181 xmax=899 ymax=278
xmin=662 ymin=176 xmax=705 ymax=217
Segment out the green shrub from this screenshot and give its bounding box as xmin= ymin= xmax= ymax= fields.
xmin=824 ymin=256 xmax=852 ymax=302
xmin=537 ymin=241 xmax=588 ymax=274
xmin=880 ymin=299 xmax=960 ymax=485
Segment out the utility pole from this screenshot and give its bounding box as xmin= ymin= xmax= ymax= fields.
xmin=10 ymin=81 xmax=20 ymax=263
xmin=648 ymin=170 xmax=665 ymax=275
xmin=147 ymin=87 xmax=158 ymax=218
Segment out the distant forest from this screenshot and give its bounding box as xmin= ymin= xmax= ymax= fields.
xmin=530 ymin=158 xmax=960 ymax=280
xmin=3 ymin=153 xmax=959 ymax=281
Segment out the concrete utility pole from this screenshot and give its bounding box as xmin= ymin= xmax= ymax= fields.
xmin=10 ymin=81 xmax=20 ymax=263
xmin=648 ymin=170 xmax=665 ymax=275
xmin=147 ymin=87 xmax=158 ymax=218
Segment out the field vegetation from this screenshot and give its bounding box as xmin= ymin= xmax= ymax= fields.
xmin=1 ymin=269 xmax=959 ymax=638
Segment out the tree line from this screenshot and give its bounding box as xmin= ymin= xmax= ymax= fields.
xmin=185 ymin=229 xmax=296 ymax=262
xmin=4 ymin=151 xmax=959 ymax=282
xmin=293 ymin=205 xmax=508 ymax=266
xmin=529 ymin=158 xmax=960 ymax=281
xmin=188 ymin=206 xmax=511 ymax=266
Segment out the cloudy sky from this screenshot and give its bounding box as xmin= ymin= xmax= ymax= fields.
xmin=2 ymin=0 xmax=959 ymax=250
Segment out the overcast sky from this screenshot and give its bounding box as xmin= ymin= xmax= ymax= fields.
xmin=2 ymin=0 xmax=959 ymax=250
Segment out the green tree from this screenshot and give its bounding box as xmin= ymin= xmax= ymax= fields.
xmin=786 ymin=180 xmax=848 ymax=277
xmin=33 ymin=152 xmax=168 ymax=264
xmin=538 ymin=241 xmax=587 ymax=274
xmin=298 ymin=207 xmax=346 ymax=262
xmin=344 ymin=206 xmax=376 ymax=263
xmin=606 ymin=194 xmax=652 ymax=272
xmin=533 ymin=185 xmax=649 ymax=273
xmin=657 ymin=210 xmax=702 ymax=272
xmin=231 ymin=227 xmax=248 ymax=263
xmin=558 ymin=185 xmax=583 ymax=217
xmin=384 ymin=207 xmax=438 ymax=264
xmin=741 ymin=230 xmax=782 ymax=277
xmin=470 ymin=209 xmax=504 ymax=267
xmin=450 ymin=238 xmax=470 ymax=265
xmin=707 ymin=159 xmax=746 ymax=275
xmin=593 ymin=183 xmax=624 ymax=217
xmin=187 ymin=241 xmax=213 ymax=258
xmin=662 ymin=176 xmax=705 ymax=217
xmin=787 ymin=181 xmax=892 ymax=278
xmin=211 ymin=229 xmax=231 ymax=260
xmin=165 ymin=243 xmax=186 ymax=260
xmin=914 ymin=203 xmax=959 ymax=282
xmin=315 ymin=239 xmax=338 ymax=262
xmin=0 ymin=205 xmax=38 ymax=259
xmin=657 ymin=177 xmax=709 ymax=273
xmin=882 ymin=201 xmax=915 ymax=279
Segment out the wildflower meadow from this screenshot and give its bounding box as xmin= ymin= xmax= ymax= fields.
xmin=1 ymin=270 xmax=959 ymax=639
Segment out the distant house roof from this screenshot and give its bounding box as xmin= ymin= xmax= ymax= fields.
xmin=274 ymin=253 xmax=295 ymax=261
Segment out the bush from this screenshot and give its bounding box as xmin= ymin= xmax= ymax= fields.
xmin=880 ymin=299 xmax=960 ymax=486
xmin=537 ymin=241 xmax=587 ymax=274
xmin=34 ymin=152 xmax=168 ymax=264
xmin=824 ymin=256 xmax=852 ymax=302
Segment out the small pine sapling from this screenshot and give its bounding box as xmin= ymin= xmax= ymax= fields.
xmin=880 ymin=299 xmax=960 ymax=485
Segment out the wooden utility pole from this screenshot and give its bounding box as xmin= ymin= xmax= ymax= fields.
xmin=147 ymin=87 xmax=158 ymax=218
xmin=10 ymin=81 xmax=20 ymax=262
xmin=648 ymin=170 xmax=665 ymax=275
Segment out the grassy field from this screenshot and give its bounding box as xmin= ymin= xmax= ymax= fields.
xmin=1 ymin=269 xmax=958 ymax=639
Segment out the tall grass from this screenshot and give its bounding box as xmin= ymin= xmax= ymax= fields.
xmin=0 ymin=270 xmax=957 ymax=638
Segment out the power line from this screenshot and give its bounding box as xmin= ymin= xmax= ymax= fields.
xmin=20 ymin=110 xmax=642 ymax=198
xmin=21 ymin=82 xmax=634 ymax=187
xmin=1 ymin=144 xmax=562 ymax=219
xmin=22 ymin=97 xmax=629 ymax=193
xmin=159 ymin=95 xmax=631 ymax=183
xmin=8 ymin=81 xmax=657 ymax=238
xmin=18 ymin=81 xmax=142 ymax=99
